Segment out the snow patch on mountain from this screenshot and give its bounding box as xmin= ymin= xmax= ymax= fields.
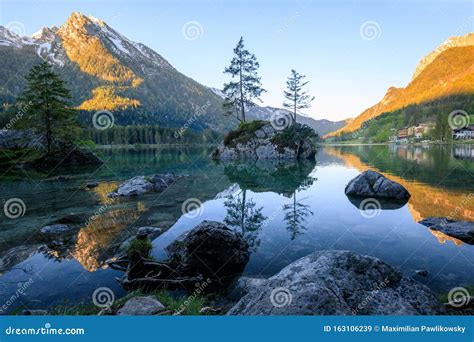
xmin=0 ymin=26 xmax=35 ymax=47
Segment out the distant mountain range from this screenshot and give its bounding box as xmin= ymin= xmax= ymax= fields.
xmin=326 ymin=33 xmax=474 ymax=138
xmin=209 ymin=88 xmax=348 ymax=135
xmin=0 ymin=12 xmax=346 ymax=136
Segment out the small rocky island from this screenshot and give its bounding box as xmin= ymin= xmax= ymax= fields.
xmin=0 ymin=129 xmax=102 ymax=171
xmin=212 ymin=120 xmax=317 ymax=160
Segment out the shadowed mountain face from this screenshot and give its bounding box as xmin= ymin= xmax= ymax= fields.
xmin=327 ymin=33 xmax=474 ymax=137
xmin=0 ymin=12 xmax=232 ymax=131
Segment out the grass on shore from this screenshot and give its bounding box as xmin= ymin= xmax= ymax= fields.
xmin=47 ymin=289 xmax=207 ymax=316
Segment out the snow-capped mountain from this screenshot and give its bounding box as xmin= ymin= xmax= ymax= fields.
xmin=0 ymin=26 xmax=35 ymax=47
xmin=0 ymin=12 xmax=231 ymax=131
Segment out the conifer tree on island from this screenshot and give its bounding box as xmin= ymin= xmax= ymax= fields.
xmin=16 ymin=61 xmax=79 ymax=154
xmin=222 ymin=37 xmax=265 ymax=122
xmin=283 ymin=69 xmax=315 ymax=123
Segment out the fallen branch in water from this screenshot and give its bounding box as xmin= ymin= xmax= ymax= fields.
xmin=119 ymin=275 xmax=203 ymax=290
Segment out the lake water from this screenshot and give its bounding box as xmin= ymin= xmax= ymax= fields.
xmin=1 ymin=144 xmax=473 ymax=313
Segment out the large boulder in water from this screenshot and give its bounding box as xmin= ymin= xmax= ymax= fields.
xmin=167 ymin=221 xmax=249 ymax=281
xmin=345 ymin=170 xmax=410 ymax=200
xmin=418 ymin=217 xmax=474 ymax=245
xmin=227 ymin=250 xmax=442 ymax=315
xmin=109 ymin=174 xmax=179 ymax=197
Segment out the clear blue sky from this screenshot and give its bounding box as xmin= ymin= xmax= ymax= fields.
xmin=1 ymin=0 xmax=472 ymax=120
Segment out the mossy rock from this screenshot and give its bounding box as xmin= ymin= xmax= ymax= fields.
xmin=223 ymin=120 xmax=267 ymax=147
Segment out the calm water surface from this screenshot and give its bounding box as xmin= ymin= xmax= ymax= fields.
xmin=0 ymin=145 xmax=473 ymax=312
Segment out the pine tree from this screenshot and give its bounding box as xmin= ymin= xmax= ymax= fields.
xmin=223 ymin=37 xmax=265 ymax=122
xmin=283 ymin=69 xmax=315 ymax=123
xmin=16 ymin=61 xmax=79 ymax=154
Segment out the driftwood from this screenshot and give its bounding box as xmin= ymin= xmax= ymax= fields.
xmin=119 ymin=275 xmax=203 ymax=290
xmin=108 ymin=248 xmax=203 ymax=291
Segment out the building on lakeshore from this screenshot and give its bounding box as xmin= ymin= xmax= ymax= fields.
xmin=397 ymin=127 xmax=409 ymax=142
xmin=453 ymin=125 xmax=474 ymax=140
xmin=414 ymin=123 xmax=434 ymax=139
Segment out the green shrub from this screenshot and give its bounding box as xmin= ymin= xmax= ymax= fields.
xmin=127 ymin=237 xmax=152 ymax=261
xmin=270 ymin=123 xmax=317 ymax=153
xmin=223 ymin=120 xmax=267 ymax=147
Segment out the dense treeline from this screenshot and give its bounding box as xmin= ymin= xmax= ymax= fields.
xmin=83 ymin=125 xmax=222 ymax=145
xmin=331 ymin=94 xmax=474 ymax=142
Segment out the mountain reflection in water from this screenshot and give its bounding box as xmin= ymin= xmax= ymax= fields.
xmin=0 ymin=145 xmax=473 ymax=311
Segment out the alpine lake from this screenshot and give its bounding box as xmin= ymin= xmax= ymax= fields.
xmin=0 ymin=144 xmax=473 ymax=313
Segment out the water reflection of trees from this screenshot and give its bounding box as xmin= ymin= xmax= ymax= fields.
xmin=222 ymin=159 xmax=317 ymax=244
xmin=283 ymin=191 xmax=314 ymax=240
xmin=224 ymin=190 xmax=266 ymax=250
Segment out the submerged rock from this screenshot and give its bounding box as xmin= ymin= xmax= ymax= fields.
xmin=418 ymin=217 xmax=474 ymax=244
xmin=40 ymin=224 xmax=75 ymax=234
xmin=108 ymin=174 xmax=179 ymax=197
xmin=212 ymin=121 xmax=316 ymax=160
xmin=167 ymin=220 xmax=249 ymax=281
xmin=117 ymin=296 xmax=165 ymax=315
xmin=415 ymin=270 xmax=429 ymax=277
xmin=227 ymin=250 xmax=442 ymax=315
xmin=137 ymin=227 xmax=163 ymax=240
xmin=86 ymin=181 xmax=99 ymax=189
xmin=345 ymin=170 xmax=410 ymax=200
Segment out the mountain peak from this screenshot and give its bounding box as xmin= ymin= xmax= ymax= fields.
xmin=412 ymin=32 xmax=474 ymax=81
xmin=31 ymin=26 xmax=58 ymax=41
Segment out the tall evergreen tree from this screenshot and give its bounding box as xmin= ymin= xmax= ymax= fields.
xmin=16 ymin=61 xmax=79 ymax=153
xmin=283 ymin=69 xmax=315 ymax=123
xmin=223 ymin=37 xmax=265 ymax=122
